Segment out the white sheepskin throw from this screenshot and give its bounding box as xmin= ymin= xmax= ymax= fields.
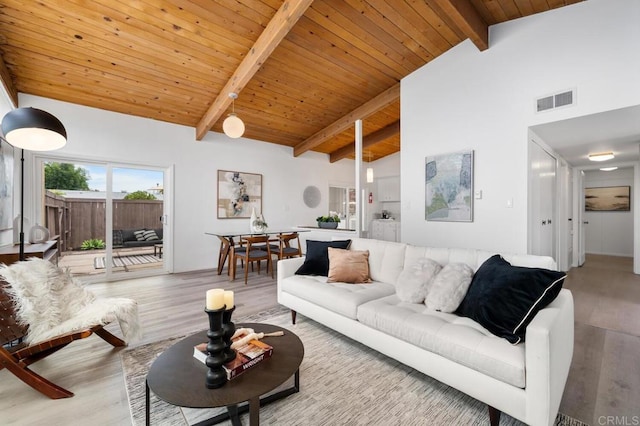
xmin=395 ymin=258 xmax=442 ymax=303
xmin=0 ymin=258 xmax=142 ymax=345
xmin=425 ymin=262 xmax=474 ymax=313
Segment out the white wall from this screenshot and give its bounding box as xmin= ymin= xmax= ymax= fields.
xmin=584 ymin=168 xmax=634 ymax=257
xmin=401 ymin=0 xmax=640 ymax=253
xmin=13 ymin=94 xmax=356 ymax=273
xmin=368 ymin=152 xmax=401 ymax=221
xmin=0 ymin=93 xmax=16 ymax=248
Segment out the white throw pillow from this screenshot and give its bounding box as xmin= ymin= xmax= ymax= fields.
xmin=395 ymin=258 xmax=442 ymax=303
xmin=425 ymin=263 xmax=474 ymax=312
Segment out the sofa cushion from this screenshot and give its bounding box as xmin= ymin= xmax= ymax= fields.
xmin=404 ymin=245 xmax=558 ymax=271
xmin=280 ymin=275 xmax=395 ymax=319
xmin=112 ymin=230 xmax=124 ymax=247
xmin=348 ymin=238 xmax=407 ymax=285
xmin=457 ymin=255 xmax=566 ymax=344
xmin=357 ymin=295 xmax=526 ymax=388
xmin=327 ymin=248 xmax=372 ymax=284
xmin=142 ymin=230 xmax=159 ymax=241
xmin=395 ymin=258 xmax=441 ymax=303
xmin=425 ymin=263 xmax=474 ymax=313
xmin=295 ymin=240 xmax=352 ymax=276
xmin=133 ymin=230 xmax=147 ymax=241
xmin=121 ymin=229 xmax=137 ymax=242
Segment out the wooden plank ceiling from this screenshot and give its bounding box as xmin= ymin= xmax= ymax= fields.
xmin=0 ymin=0 xmax=582 ymax=162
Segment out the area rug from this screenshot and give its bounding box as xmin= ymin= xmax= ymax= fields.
xmin=121 ymin=307 xmax=586 ymax=426
xmin=94 ymin=254 xmax=161 ymax=269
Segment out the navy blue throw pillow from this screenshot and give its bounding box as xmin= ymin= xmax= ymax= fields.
xmin=295 ymin=240 xmax=352 ymax=276
xmin=456 ymin=254 xmax=566 ymax=344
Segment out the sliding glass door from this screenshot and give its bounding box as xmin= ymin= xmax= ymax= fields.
xmin=110 ymin=166 xmax=165 ymax=276
xmin=38 ymin=157 xmax=169 ymax=281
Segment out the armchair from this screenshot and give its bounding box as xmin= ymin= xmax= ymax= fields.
xmin=0 ymin=258 xmax=141 ymax=398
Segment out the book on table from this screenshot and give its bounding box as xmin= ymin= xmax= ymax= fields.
xmin=193 ymin=333 xmax=274 ymax=380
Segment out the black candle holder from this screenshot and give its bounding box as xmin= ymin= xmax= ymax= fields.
xmin=204 ymin=306 xmax=227 ymax=389
xmin=222 ymin=306 xmax=237 ymax=365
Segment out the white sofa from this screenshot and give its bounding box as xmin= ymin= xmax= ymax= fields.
xmin=277 ymin=238 xmax=574 ymax=426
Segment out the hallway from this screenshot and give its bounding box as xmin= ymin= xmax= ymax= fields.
xmin=561 ymin=254 xmax=640 ymax=424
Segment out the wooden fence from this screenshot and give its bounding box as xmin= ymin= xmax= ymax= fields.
xmin=44 ymin=191 xmax=163 ymax=251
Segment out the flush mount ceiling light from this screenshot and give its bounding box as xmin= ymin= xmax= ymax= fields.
xmin=600 ymin=167 xmax=618 ymax=171
xmin=222 ymin=92 xmax=245 ymax=139
xmin=588 ymin=152 xmax=615 ymax=162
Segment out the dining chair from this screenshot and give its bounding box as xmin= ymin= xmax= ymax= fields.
xmin=274 ymin=232 xmax=302 ymax=261
xmin=231 ymin=235 xmax=273 ymax=284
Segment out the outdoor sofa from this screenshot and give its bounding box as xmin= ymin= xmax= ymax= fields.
xmin=113 ymin=228 xmax=163 ymax=248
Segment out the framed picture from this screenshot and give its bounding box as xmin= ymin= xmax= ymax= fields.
xmin=585 ymin=186 xmax=631 ymax=211
xmin=217 ymin=170 xmax=262 ymax=219
xmin=0 ymin=141 xmax=14 ymax=231
xmin=425 ymin=150 xmax=474 ymax=222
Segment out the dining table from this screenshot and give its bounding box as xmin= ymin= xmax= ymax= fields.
xmin=205 ymin=229 xmax=308 ymax=276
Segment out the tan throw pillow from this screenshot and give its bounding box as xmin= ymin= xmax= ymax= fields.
xmin=327 ymin=248 xmax=372 ymax=284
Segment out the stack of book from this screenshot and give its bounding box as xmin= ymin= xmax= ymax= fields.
xmin=193 ymin=332 xmax=274 ymax=380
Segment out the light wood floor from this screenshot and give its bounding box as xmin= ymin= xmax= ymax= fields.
xmin=561 ymin=254 xmax=640 ymax=425
xmin=1 ymin=255 xmax=638 ymax=425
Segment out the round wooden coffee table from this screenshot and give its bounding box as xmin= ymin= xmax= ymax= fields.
xmin=146 ymin=322 xmax=304 ymax=426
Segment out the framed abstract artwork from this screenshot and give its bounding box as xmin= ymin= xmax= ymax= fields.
xmin=217 ymin=170 xmax=262 ymax=219
xmin=425 ymin=150 xmax=474 ymax=222
xmin=585 ymin=186 xmax=630 ymax=211
xmin=0 ymin=141 xmax=14 ymax=231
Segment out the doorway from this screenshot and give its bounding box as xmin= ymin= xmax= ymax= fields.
xmin=37 ymin=156 xmax=170 ymax=280
xmin=573 ymin=165 xmax=637 ymax=271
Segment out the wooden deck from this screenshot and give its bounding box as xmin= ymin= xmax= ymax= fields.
xmin=58 ymin=247 xmax=163 ymax=276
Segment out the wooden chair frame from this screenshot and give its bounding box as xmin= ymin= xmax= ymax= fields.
xmin=0 ymin=278 xmax=125 ymax=399
xmin=275 ymin=232 xmax=302 ymax=261
xmin=231 ymin=235 xmax=274 ymax=284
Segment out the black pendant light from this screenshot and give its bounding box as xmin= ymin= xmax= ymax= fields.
xmin=1 ymin=107 xmax=67 ymax=261
xmin=2 ymin=107 xmax=67 ymax=151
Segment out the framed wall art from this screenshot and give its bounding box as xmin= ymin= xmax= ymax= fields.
xmin=217 ymin=170 xmax=262 ymax=218
xmin=0 ymin=140 xmax=14 ymax=231
xmin=425 ymin=150 xmax=474 ymax=222
xmin=585 ymin=186 xmax=630 ymax=211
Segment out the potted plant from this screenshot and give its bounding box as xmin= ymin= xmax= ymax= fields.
xmin=80 ymin=238 xmax=106 ymax=250
xmin=316 ymin=214 xmax=341 ymax=229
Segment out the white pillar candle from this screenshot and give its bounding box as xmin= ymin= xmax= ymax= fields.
xmin=224 ymin=291 xmax=234 ymax=309
xmin=206 ymin=289 xmax=225 ymax=310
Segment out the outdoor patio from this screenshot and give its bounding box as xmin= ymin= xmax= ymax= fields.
xmin=58 ymin=247 xmax=163 ymax=276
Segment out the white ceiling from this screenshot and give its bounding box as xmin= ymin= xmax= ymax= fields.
xmin=530 ymin=105 xmax=640 ymax=168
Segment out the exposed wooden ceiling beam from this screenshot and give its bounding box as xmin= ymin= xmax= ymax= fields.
xmin=195 ymin=0 xmax=314 ymax=140
xmin=330 ymin=120 xmax=400 ymax=163
xmin=293 ymin=83 xmax=400 ymax=157
xmin=428 ymin=0 xmax=489 ymax=51
xmin=0 ymin=54 xmax=18 ymax=107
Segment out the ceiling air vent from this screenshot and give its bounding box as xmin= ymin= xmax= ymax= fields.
xmin=536 ymin=89 xmax=576 ymax=113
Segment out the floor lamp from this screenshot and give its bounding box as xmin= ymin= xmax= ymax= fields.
xmin=1 ymin=107 xmax=67 ymax=261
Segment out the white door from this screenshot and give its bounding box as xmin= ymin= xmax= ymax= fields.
xmin=557 ymin=161 xmax=573 ymax=271
xmin=529 ymin=142 xmax=557 ymax=259
xmin=578 ymin=171 xmax=586 ymax=266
